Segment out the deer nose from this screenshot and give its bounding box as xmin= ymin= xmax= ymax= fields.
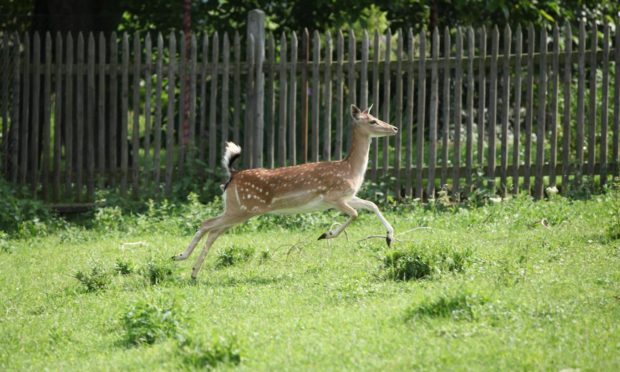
xmin=392 ymin=126 xmax=398 ymax=133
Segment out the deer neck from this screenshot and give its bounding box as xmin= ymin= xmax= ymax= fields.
xmin=344 ymin=126 xmax=371 ymax=178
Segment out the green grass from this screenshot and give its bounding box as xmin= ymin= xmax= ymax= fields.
xmin=1 ymin=192 xmax=619 ymax=370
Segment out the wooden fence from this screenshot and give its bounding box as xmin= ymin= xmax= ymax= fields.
xmin=1 ymin=10 xmax=619 ymax=203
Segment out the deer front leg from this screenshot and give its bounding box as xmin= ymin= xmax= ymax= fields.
xmin=349 ymin=197 xmax=395 ymax=247
xmin=318 ymin=201 xmax=358 ymax=240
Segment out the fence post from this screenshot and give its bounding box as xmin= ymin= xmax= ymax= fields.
xmin=248 ymin=9 xmax=265 ymax=167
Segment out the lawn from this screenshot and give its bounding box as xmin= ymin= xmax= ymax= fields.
xmin=0 ymin=191 xmax=619 ymax=370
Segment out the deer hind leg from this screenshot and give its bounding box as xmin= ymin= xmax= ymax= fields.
xmin=318 ymin=201 xmax=358 ymax=241
xmin=349 ymin=197 xmax=394 ymax=246
xmin=191 ymin=227 xmax=226 ymax=279
xmin=172 ymin=215 xmax=225 ymax=261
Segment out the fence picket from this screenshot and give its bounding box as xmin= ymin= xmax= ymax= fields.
xmin=42 ymin=32 xmax=52 ymax=199
xmin=154 ymin=33 xmax=163 ymax=187
xmin=1 ymin=34 xmax=8 ymax=175
xmin=209 ymin=32 xmax=219 ymax=170
xmin=371 ymin=31 xmax=380 ymax=179
xmin=233 ymin=32 xmax=241 ymax=145
xmin=30 ymin=32 xmax=41 ymax=196
xmin=278 ymin=32 xmax=288 ymax=167
xmin=143 ymin=34 xmax=152 ymax=176
xmin=53 ymin=33 xmax=62 ymax=200
xmin=415 ymin=30 xmax=426 ymax=199
xmin=466 ymin=27 xmax=475 ymax=191
xmin=323 ymin=31 xmax=333 ymax=161
xmin=178 ymin=32 xmax=187 ymax=176
xmin=394 ymin=30 xmax=403 ymax=197
xmin=131 ymin=32 xmax=140 ymax=197
xmin=347 ymin=30 xmax=356 ymax=156
xmin=360 ymin=31 xmax=369 ymax=109
xmin=587 ymin=21 xmax=597 ymax=177
xmin=549 ymin=25 xmax=560 ymax=187
xmin=76 ymin=33 xmax=84 ymax=201
xmin=576 ymin=20 xmax=586 ymax=185
xmin=335 ymin=30 xmax=344 ymax=161
xmin=562 ymin=23 xmax=573 ymax=190
xmin=19 ymin=33 xmax=30 ymax=189
xmin=428 ymin=27 xmax=439 ymax=198
xmin=301 ymin=29 xmax=309 ymax=163
xmin=382 ymin=30 xmax=391 ymax=177
xmin=199 ymin=34 xmax=208 ymax=162
xmin=266 ymin=33 xmax=275 ymax=167
xmin=513 ymin=26 xmax=523 ymax=194
xmin=405 ymin=29 xmax=415 ymax=198
xmin=10 ymin=33 xmax=20 ymax=185
xmin=165 ymin=32 xmax=175 ymax=197
xmin=311 ymin=31 xmax=320 ymax=162
xmin=98 ymin=33 xmax=107 ymax=188
xmin=189 ymin=34 xmax=198 ymax=159
xmin=614 ymin=20 xmax=620 ymax=178
xmin=600 ymin=23 xmax=609 ymax=186
xmin=288 ymin=32 xmax=297 ymax=165
xmin=487 ymin=27 xmax=499 ymax=190
xmin=120 ymin=33 xmax=129 ymax=196
xmin=441 ymin=27 xmax=450 ymax=188
xmin=87 ymin=33 xmax=96 ymax=201
xmin=453 ymin=28 xmax=463 ymax=196
xmin=109 ymin=32 xmax=118 ymax=187
xmin=477 ymin=27 xmax=486 ymax=186
xmin=534 ymin=27 xmax=547 ymax=199
xmin=221 ymin=33 xmax=230 ymax=157
xmin=524 ymin=24 xmax=535 ymax=193
xmin=244 ymin=34 xmax=255 ymax=167
xmin=500 ymin=25 xmax=511 ymax=195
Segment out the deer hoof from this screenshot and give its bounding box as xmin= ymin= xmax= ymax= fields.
xmin=386 ymin=236 xmax=392 ymax=247
xmin=317 ymin=233 xmax=328 ymax=240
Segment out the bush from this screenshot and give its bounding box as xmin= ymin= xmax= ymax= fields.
xmin=214 ymin=245 xmax=254 ymax=269
xmin=405 ymin=292 xmax=487 ymax=321
xmin=74 ymin=264 xmax=111 ymax=292
xmin=93 ymin=206 xmax=125 ymax=231
xmin=142 ymin=258 xmax=174 ymax=285
xmin=177 ymin=335 xmax=242 ymax=369
xmin=0 ymin=179 xmax=55 ymax=236
xmin=381 ymin=243 xmax=472 ymax=281
xmin=114 ymin=259 xmax=135 ymax=275
xmin=122 ymin=298 xmax=183 ymax=346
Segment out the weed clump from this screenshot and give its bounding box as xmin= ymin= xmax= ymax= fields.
xmin=381 ymin=243 xmax=471 ymax=281
xmin=215 ymin=245 xmax=254 ymax=268
xmin=114 ymin=259 xmax=135 ymax=275
xmin=122 ymin=299 xmax=183 ymax=346
xmin=405 ymin=292 xmax=487 ymax=321
xmin=142 ymin=258 xmax=174 ymax=285
xmin=74 ymin=264 xmax=111 ymax=292
xmin=177 ymin=336 xmax=242 ymax=369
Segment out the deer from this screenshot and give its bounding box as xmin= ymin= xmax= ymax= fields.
xmin=173 ymin=104 xmax=398 ymax=279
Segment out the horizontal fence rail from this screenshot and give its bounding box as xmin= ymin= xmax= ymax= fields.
xmin=1 ymin=14 xmax=620 ymax=203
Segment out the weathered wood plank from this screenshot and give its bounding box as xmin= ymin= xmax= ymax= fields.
xmin=75 ymin=33 xmax=84 ymax=201
xmin=1 ymin=34 xmax=8 ymax=176
xmin=265 ymin=32 xmax=275 ymax=167
xmin=347 ymin=30 xmax=356 ymax=155
xmin=394 ymin=30 xmax=403 ymax=198
xmin=440 ymin=27 xmax=450 ymax=188
xmin=465 ymin=27 xmax=475 ymax=190
xmin=300 ymin=29 xmax=309 ymax=163
xmin=513 ymin=26 xmax=523 ymax=194
xmin=199 ymin=34 xmax=208 ymax=162
xmin=165 ymin=32 xmax=176 ymax=197
xmin=53 ymin=32 xmax=62 ymax=200
xmin=233 ymin=32 xmax=241 ymax=145
xmin=221 ymin=33 xmax=230 ymax=157
xmin=534 ymin=27 xmax=547 ymax=199
xmin=487 ymin=26 xmax=499 ymax=190
xmin=278 ymin=32 xmax=288 ymax=167
xmin=109 ymin=32 xmax=118 ymax=187
xmin=154 ymin=33 xmax=163 ymax=187
xmin=64 ymin=33 xmax=74 ymax=198
xmin=87 ymin=33 xmax=96 ymax=201
xmin=244 ymin=34 xmax=255 ymax=167
xmin=19 ymin=32 xmax=30 ymax=188
xmin=120 ymin=33 xmax=129 ymax=196
xmin=576 ymin=20 xmax=586 ymax=185
xmin=405 ymin=29 xmax=415 ymax=197
xmin=209 ymin=32 xmax=219 ymax=170
xmin=561 ymin=23 xmax=573 ymax=190
xmin=382 ymin=29 xmax=391 ymax=177
xmin=360 ymin=31 xmax=369 ymax=109
xmin=289 ymin=32 xmax=298 ymax=165
xmin=311 ymin=31 xmax=320 ymax=162
xmin=587 ymin=20 xmax=597 ymax=176
xmin=42 ymin=33 xmax=54 ymax=197
xmin=144 ymin=34 xmax=153 ymax=177
xmin=600 ymin=23 xmax=609 ymax=185
xmin=371 ymin=31 xmax=380 ymax=179
xmin=549 ymin=25 xmax=560 ymax=187
xmin=30 ymin=32 xmax=41 ymax=196
xmin=453 ymin=27 xmax=463 ymax=196
xmin=499 ymin=25 xmax=511 ymax=195
xmin=428 ymin=27 xmax=439 ymax=198
xmin=335 ymin=30 xmax=344 ymax=161
xmin=415 ymin=30 xmax=426 ymax=199
xmin=10 ymin=32 xmax=20 ymax=185
xmin=523 ymin=24 xmax=535 ymax=193
xmin=131 ymin=32 xmax=141 ymax=198
xmin=477 ymin=27 xmax=486 ymax=186
xmin=614 ymin=19 xmax=620 ymax=178
xmin=98 ymin=33 xmax=106 ymax=188
xmin=178 ymin=32 xmax=187 ymax=176
xmin=323 ymin=31 xmax=333 ymax=161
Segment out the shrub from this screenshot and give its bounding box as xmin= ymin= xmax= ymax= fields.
xmin=0 ymin=179 xmax=55 ymax=236
xmin=114 ymin=259 xmax=134 ymax=275
xmin=122 ymin=299 xmax=183 ymax=346
xmin=142 ymin=258 xmax=174 ymax=285
xmin=405 ymin=292 xmax=487 ymax=321
xmin=381 ymin=243 xmax=472 ymax=281
xmin=177 ymin=335 xmax=242 ymax=369
xmin=93 ymin=206 xmax=125 ymax=231
xmin=214 ymin=245 xmax=254 ymax=269
xmin=74 ymin=264 xmax=111 ymax=292
xmin=382 ymin=249 xmax=432 ymax=281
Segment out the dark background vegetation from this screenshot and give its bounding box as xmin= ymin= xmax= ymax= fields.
xmin=1 ymin=0 xmax=619 ymax=34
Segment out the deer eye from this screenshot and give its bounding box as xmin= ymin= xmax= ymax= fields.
xmin=369 ymin=120 xmax=377 ymax=125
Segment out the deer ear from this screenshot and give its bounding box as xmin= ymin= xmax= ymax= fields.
xmin=363 ymin=104 xmax=373 ymax=115
xmin=350 ymin=104 xmax=362 ymax=120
